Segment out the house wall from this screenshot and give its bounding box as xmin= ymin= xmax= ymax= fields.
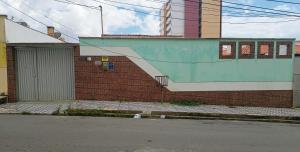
xmin=201 ymin=0 xmax=221 ymax=38
xmin=77 ymin=38 xmax=294 ymax=107
xmin=168 ymin=0 xmax=185 ymax=36
xmin=160 ymin=4 xmax=167 ymax=36
xmin=6 ymin=46 xmax=16 ymax=102
xmin=0 ymin=15 xmax=7 ymax=95
xmin=184 ymin=0 xmax=199 ymax=38
xmin=80 ymin=38 xmax=294 ymax=83
xmin=75 ymin=48 xmax=292 ymax=107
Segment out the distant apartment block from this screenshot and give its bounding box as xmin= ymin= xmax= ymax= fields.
xmin=160 ymin=0 xmax=222 ymax=38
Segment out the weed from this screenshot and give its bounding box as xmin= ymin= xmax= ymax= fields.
xmin=21 ymin=111 xmax=32 ymax=115
xmin=64 ymin=109 xmax=104 ymax=116
xmin=170 ymin=100 xmax=202 ymax=106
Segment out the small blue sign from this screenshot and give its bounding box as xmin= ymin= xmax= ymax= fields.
xmin=108 ymin=62 xmax=114 ymax=71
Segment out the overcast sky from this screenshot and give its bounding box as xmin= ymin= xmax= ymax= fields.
xmin=1 ymin=0 xmax=300 ymax=42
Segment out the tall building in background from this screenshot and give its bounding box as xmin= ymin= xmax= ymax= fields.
xmin=160 ymin=0 xmax=222 ymax=38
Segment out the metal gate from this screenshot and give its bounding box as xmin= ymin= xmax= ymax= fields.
xmin=16 ymin=47 xmax=75 ymax=101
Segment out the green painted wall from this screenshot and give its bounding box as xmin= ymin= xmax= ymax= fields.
xmin=80 ymin=38 xmax=294 ymax=83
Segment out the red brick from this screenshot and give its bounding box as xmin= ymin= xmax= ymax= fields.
xmin=74 ymin=50 xmax=293 ymax=108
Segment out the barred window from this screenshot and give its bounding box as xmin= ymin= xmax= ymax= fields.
xmin=239 ymin=42 xmax=255 ymax=59
xmin=257 ymin=42 xmax=274 ymax=59
xmin=219 ymin=42 xmax=236 ymax=59
xmin=276 ymin=42 xmax=292 ymax=58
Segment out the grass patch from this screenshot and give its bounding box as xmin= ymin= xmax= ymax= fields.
xmin=64 ymin=109 xmax=104 ymax=116
xmin=21 ymin=111 xmax=32 ymax=115
xmin=170 ymin=100 xmax=202 ymax=106
xmin=63 ymin=109 xmax=142 ymax=118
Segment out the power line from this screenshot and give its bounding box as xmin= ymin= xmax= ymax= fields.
xmin=50 ymin=0 xmax=300 ymax=23
xmin=147 ymin=0 xmax=299 ymax=18
xmin=92 ymin=0 xmax=298 ymax=18
xmin=20 ymin=0 xmax=75 ymax=33
xmin=2 ymin=0 xmax=298 ymax=36
xmin=0 ymin=0 xmax=77 ymax=42
xmin=0 ymin=0 xmax=235 ymax=64
xmin=94 ymin=0 xmax=300 ymax=24
xmin=52 ymin=0 xmax=99 ymax=10
xmin=222 ymin=0 xmax=300 ymax=15
xmin=184 ymin=0 xmax=300 ymax=17
xmin=91 ymin=0 xmax=223 ymax=18
xmin=147 ymin=0 xmax=300 ymax=16
xmin=216 ymin=0 xmax=300 ymax=15
xmin=263 ymin=0 xmax=300 ymax=5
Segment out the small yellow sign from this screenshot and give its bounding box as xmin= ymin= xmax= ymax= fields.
xmin=101 ymin=56 xmax=109 ymax=62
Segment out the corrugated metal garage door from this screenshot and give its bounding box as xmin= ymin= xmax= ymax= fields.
xmin=16 ymin=47 xmax=74 ymax=101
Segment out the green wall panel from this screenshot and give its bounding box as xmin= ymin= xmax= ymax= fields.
xmin=80 ymin=38 xmax=294 ymax=83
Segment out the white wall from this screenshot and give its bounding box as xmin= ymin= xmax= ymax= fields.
xmin=168 ymin=0 xmax=184 ymax=36
xmin=5 ymin=19 xmax=62 ymax=44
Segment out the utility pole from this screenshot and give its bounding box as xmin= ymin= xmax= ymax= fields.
xmin=99 ymin=5 xmax=104 ymax=37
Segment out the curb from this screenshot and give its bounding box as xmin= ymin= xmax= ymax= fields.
xmin=61 ymin=109 xmax=300 ymax=124
xmin=2 ymin=109 xmax=300 ymax=124
xmin=150 ymin=111 xmax=300 ymax=124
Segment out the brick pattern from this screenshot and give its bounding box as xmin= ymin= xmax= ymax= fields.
xmin=75 ymin=48 xmax=293 ymax=108
xmin=6 ymin=46 xmax=16 ymax=102
xmin=165 ymin=91 xmax=292 ymax=108
xmin=75 ymin=53 xmax=163 ymax=101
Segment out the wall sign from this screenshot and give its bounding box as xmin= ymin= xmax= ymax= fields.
xmin=95 ymin=61 xmax=102 ymax=66
xmin=101 ymin=56 xmax=109 ymax=62
xmin=102 ymin=61 xmax=109 ymax=71
xmin=108 ymin=62 xmax=114 ymax=71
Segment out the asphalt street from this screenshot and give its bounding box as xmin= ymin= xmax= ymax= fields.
xmin=0 ymin=115 xmax=300 ymax=152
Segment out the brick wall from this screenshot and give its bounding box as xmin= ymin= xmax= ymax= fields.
xmin=6 ymin=46 xmax=16 ymax=102
xmin=6 ymin=46 xmax=293 ymax=107
xmin=75 ymin=48 xmax=293 ymax=108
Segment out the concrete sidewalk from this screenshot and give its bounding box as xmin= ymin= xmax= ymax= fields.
xmin=1 ymin=101 xmax=300 ymax=118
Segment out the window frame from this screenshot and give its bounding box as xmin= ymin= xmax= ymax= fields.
xmin=257 ymin=41 xmax=274 ymax=59
xmin=219 ymin=42 xmax=236 ymax=59
xmin=276 ymin=41 xmax=292 ymax=58
xmin=238 ymin=42 xmax=255 ymax=59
